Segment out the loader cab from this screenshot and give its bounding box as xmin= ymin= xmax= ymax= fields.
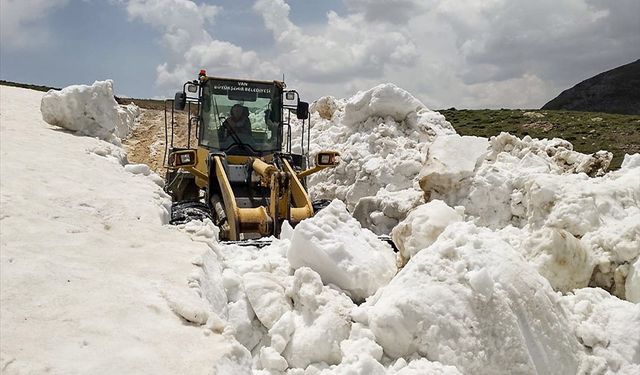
xmin=199 ymin=78 xmax=284 ymax=156
xmin=173 ymin=75 xmax=310 ymax=162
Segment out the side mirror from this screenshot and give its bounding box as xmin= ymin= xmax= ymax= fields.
xmin=315 ymin=151 xmax=340 ymax=167
xmin=187 ymin=84 xmax=198 ymax=93
xmin=174 ymin=91 xmax=186 ymax=111
xmin=285 ymin=92 xmax=296 ymax=101
xmin=297 ymin=101 xmax=309 ymax=120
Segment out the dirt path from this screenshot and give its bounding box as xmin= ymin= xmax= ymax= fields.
xmin=123 ymin=108 xmax=196 ymax=175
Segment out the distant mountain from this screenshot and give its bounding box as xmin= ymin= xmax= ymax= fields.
xmin=542 ymin=60 xmax=640 ymax=115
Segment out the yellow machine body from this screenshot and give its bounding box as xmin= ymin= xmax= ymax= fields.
xmin=164 ymin=74 xmax=339 ymax=241
xmin=167 ymin=146 xmax=337 ymax=240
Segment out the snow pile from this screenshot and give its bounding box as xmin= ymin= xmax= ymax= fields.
xmin=41 ymin=80 xmax=139 ymax=143
xmin=190 ymin=200 xmax=474 ymax=373
xmin=189 ymin=194 xmax=640 ymax=374
xmin=295 ymin=83 xmax=638 ymax=298
xmin=297 ymin=83 xmax=456 ymax=234
xmin=362 ymin=222 xmax=582 ymax=374
xmin=416 ymin=132 xmax=639 ymax=298
xmin=288 ymin=200 xmax=396 ymax=301
xmin=523 ymin=111 xmax=545 ymax=118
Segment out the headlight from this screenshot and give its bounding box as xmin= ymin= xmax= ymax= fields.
xmin=315 ymin=151 xmax=340 ymax=167
xmin=168 ymin=150 xmax=197 ymax=168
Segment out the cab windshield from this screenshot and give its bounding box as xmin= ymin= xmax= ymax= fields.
xmin=200 ymin=79 xmax=282 ymax=154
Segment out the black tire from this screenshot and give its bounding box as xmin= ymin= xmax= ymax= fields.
xmin=165 ymin=171 xmax=200 ymax=202
xmin=312 ymin=199 xmax=332 ymax=213
xmin=170 ymin=201 xmax=213 ymax=225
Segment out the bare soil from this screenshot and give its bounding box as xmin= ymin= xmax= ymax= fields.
xmin=122 ymin=108 xmax=196 ymax=175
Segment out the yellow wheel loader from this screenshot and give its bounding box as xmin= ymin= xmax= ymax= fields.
xmin=163 ymin=70 xmax=339 ymax=243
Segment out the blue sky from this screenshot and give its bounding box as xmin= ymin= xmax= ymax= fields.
xmin=2 ymin=1 xmax=157 ymax=97
xmin=1 ymin=0 xmax=638 ymax=108
xmin=0 ymin=0 xmax=347 ymax=98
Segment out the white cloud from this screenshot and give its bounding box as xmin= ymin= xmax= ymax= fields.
xmin=250 ymin=0 xmax=636 ymax=108
xmin=253 ymin=0 xmax=419 ymax=83
xmin=124 ymin=0 xmax=640 ymax=108
xmin=419 ymin=0 xmax=640 ymax=107
xmin=126 ymin=0 xmax=218 ymax=57
xmin=124 ymin=0 xmax=276 ymax=91
xmin=0 ymin=0 xmax=70 ymax=49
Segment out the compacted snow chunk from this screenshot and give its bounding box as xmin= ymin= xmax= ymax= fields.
xmin=41 ymin=80 xmax=138 ymax=143
xmin=288 ymin=199 xmax=396 ymax=301
xmin=418 ymin=134 xmax=489 ymax=201
xmin=627 ymin=258 xmax=640 ymax=303
xmin=276 ymin=267 xmax=354 ymax=369
xmin=391 ymin=200 xmax=464 ymax=264
xmin=364 ymin=222 xmax=582 ymax=375
xmin=561 ymin=288 xmax=640 ymax=373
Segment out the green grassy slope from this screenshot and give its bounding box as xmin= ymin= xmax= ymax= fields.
xmin=439 ymin=108 xmax=640 ymax=169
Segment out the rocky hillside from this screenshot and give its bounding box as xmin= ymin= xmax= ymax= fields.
xmin=542 ymin=59 xmax=640 ymax=115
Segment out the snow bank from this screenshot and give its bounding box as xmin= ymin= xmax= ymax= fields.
xmin=288 ymin=199 xmax=397 ymax=301
xmin=192 ymin=197 xmax=639 ymax=374
xmin=363 ymin=221 xmax=582 ymax=374
xmin=296 ymin=83 xmax=455 ymax=234
xmin=0 ymin=85 xmax=228 ymax=373
xmin=41 ymin=80 xmax=139 ymax=143
xmin=297 ymin=83 xmax=636 ymax=299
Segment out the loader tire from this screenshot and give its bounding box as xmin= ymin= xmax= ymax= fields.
xmin=170 ymin=201 xmax=213 ymax=225
xmin=312 ymin=199 xmax=331 ymax=213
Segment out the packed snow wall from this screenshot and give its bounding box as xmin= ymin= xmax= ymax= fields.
xmin=40 ymin=80 xmax=139 ymax=144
